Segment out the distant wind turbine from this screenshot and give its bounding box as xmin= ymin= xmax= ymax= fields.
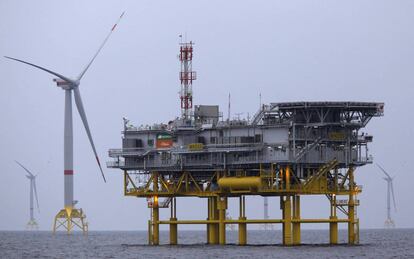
xmin=15 ymin=161 xmax=39 ymax=230
xmin=5 ymin=12 xmax=125 ymax=233
xmin=261 ymin=197 xmax=273 ymax=230
xmin=376 ymin=164 xmax=397 ymax=228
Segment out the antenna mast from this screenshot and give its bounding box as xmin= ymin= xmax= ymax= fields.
xmin=179 ymin=40 xmax=196 ymax=120
xmin=228 ymin=93 xmax=231 ymax=121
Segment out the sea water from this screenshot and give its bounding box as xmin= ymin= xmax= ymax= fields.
xmin=1 ymin=229 xmax=413 ymax=258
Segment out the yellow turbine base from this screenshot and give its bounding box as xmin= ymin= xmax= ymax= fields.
xmin=53 ymin=207 xmax=88 ymax=234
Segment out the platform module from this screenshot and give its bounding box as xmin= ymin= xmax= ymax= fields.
xmin=107 ymin=40 xmax=384 ymax=245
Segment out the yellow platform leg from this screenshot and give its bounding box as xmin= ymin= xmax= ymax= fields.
xmin=218 ymin=197 xmax=227 ymax=245
xmin=206 ymin=198 xmax=211 ymax=244
xmin=282 ymin=196 xmax=292 ymax=246
xmin=348 ymin=168 xmax=356 ymax=245
xmin=238 ymin=196 xmax=247 ymax=245
xmin=330 ymin=194 xmax=338 ymax=244
xmin=169 ymin=218 xmax=177 ymax=245
xmin=208 ymin=197 xmax=219 ymax=244
xmin=170 ymin=198 xmax=177 ymax=245
xmin=207 ymin=198 xmax=211 ymax=243
xmin=152 ymin=206 xmax=159 ymax=245
xmin=148 ymin=220 xmax=152 ymax=245
xmin=152 ymin=173 xmax=159 ymax=245
xmin=292 ymin=195 xmax=301 ymax=245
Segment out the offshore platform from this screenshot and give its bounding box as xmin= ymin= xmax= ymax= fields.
xmin=108 ymin=41 xmax=384 ymax=245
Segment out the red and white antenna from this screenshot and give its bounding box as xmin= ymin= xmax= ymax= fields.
xmin=179 ymin=39 xmax=196 ymax=120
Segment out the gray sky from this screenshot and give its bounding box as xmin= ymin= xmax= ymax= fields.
xmin=0 ymin=0 xmax=413 ymax=231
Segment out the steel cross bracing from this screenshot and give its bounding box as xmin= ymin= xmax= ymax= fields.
xmin=121 ymin=163 xmax=361 ymax=245
xmin=121 ymin=161 xmax=359 ymax=197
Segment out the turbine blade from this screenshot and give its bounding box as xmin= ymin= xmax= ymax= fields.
xmin=73 ymin=87 xmax=106 ymax=182
xmin=376 ymin=163 xmax=392 ymax=179
xmin=33 ymin=179 xmax=40 ymax=212
xmin=77 ymin=11 xmax=125 ymax=81
xmin=15 ymin=160 xmax=34 ymax=177
xmin=4 ymin=56 xmax=73 ymax=83
xmin=390 ymin=181 xmax=397 ymax=212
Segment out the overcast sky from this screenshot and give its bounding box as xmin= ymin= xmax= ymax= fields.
xmin=0 ymin=0 xmax=413 ymax=231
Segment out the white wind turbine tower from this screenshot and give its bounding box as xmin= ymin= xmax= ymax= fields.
xmin=5 ymin=12 xmax=125 ymax=234
xmin=376 ymin=164 xmax=397 ymax=228
xmin=15 ymin=161 xmax=40 ymax=230
xmin=261 ymin=197 xmax=274 ymax=230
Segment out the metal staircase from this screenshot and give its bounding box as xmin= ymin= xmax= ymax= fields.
xmin=294 ymin=136 xmax=323 ymax=162
xmin=302 ymin=159 xmax=338 ymax=189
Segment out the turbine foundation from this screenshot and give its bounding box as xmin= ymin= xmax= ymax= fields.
xmin=26 ymin=219 xmax=39 ymax=230
xmin=53 ymin=207 xmax=88 ymax=234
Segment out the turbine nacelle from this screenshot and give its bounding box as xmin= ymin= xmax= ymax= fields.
xmin=53 ymin=78 xmax=78 ymax=90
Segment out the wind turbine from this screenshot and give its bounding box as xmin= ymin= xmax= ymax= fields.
xmin=376 ymin=164 xmax=397 ymax=228
xmin=15 ymin=161 xmax=40 ymax=230
xmin=261 ymin=197 xmax=274 ymax=230
xmin=5 ymin=12 xmax=125 ymax=233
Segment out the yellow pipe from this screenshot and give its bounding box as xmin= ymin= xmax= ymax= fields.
xmin=158 ymin=218 xmax=348 ymax=224
xmin=218 ymin=177 xmax=262 ymax=189
xmin=291 ymin=219 xmax=348 ymax=223
xmin=159 ymin=219 xmax=285 ymax=224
